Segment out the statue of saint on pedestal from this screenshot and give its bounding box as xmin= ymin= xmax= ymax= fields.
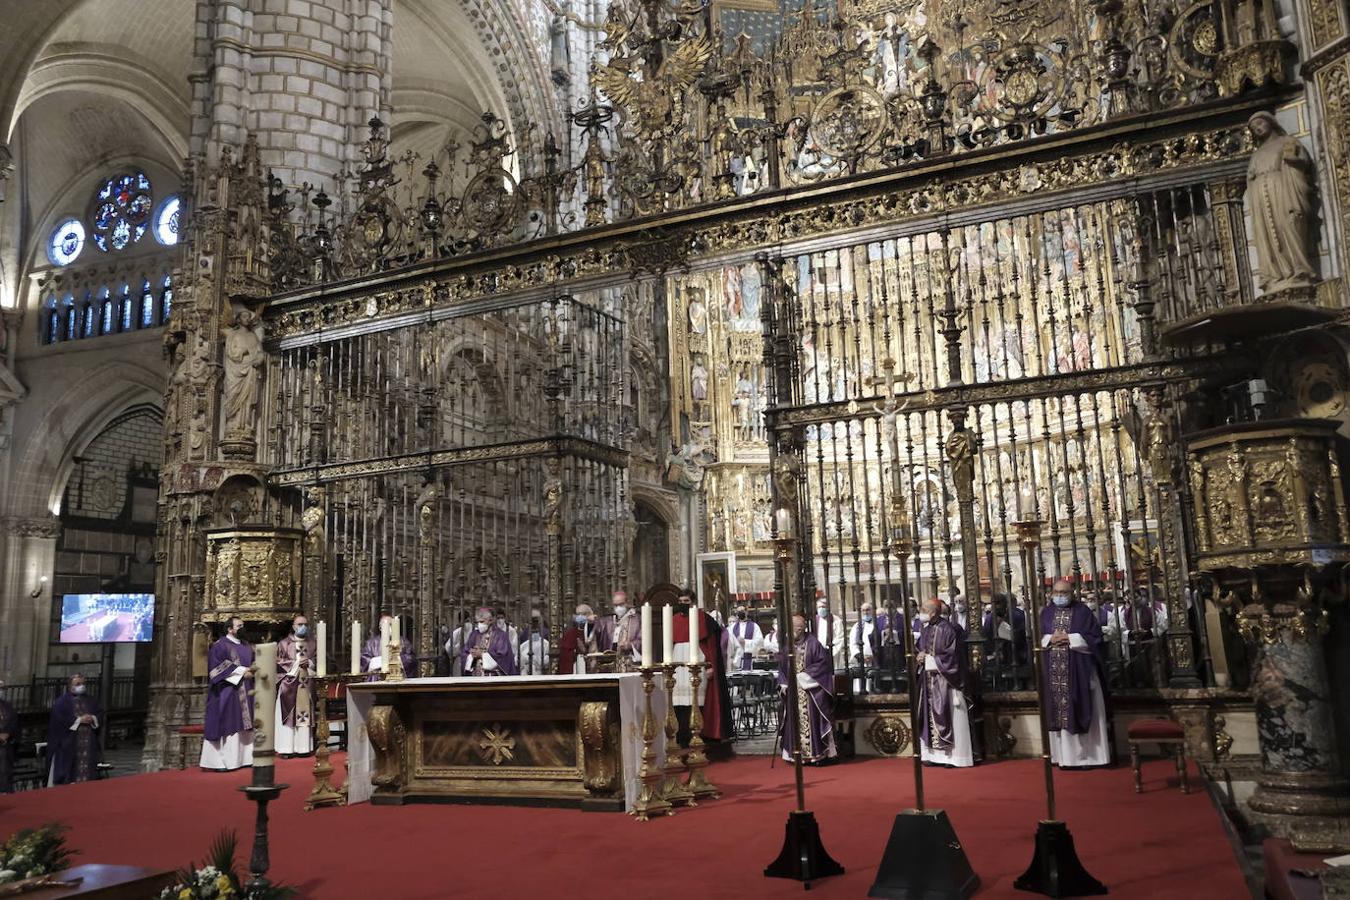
xmin=222 ymin=308 xmax=264 ymax=441
xmin=1246 ymin=112 xmax=1318 ymax=294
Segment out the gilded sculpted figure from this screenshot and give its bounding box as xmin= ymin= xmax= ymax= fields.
xmin=222 ymin=308 xmax=264 ymax=439
xmin=1246 ymin=112 xmax=1318 ymax=294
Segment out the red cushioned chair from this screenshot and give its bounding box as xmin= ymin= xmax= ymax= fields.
xmin=1126 ymin=718 xmax=1189 ymax=794
xmin=176 ymin=724 xmax=204 ymax=771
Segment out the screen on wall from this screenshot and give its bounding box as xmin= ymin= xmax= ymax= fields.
xmin=59 ymin=593 xmax=155 ymax=643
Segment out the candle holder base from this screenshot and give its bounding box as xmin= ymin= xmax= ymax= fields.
xmin=631 ymin=667 xmax=674 ymax=822
xmin=658 ymin=665 xmax=695 ymax=807
xmin=385 ymin=641 xmax=405 ymax=683
xmin=684 ymin=665 xmax=721 ymax=801
xmin=1013 ymin=820 xmax=1106 ymax=897
xmin=238 ymin=779 xmax=288 ymax=893
xmin=868 ymin=808 xmax=979 ymax=899
xmin=764 ymin=810 xmax=844 ymax=885
xmin=305 ymin=677 xmax=346 ymax=811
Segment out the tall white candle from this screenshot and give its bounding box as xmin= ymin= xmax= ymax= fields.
xmin=351 ymin=621 xmax=361 ymax=674
xmin=253 ymin=642 xmax=278 ymax=766
xmin=641 ymin=603 xmax=653 ymax=668
xmin=380 ymin=618 xmax=391 ymax=670
xmin=663 ymin=604 xmax=674 ymax=664
xmin=690 ymin=605 xmax=700 ymax=666
xmin=317 ymin=621 xmax=327 ymax=677
xmin=390 ymin=616 xmax=400 ymax=649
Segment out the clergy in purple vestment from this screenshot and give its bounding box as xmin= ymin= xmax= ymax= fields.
xmin=776 ymin=613 xmax=836 ymax=763
xmin=276 ymin=615 xmax=317 ymax=757
xmin=201 ymin=618 xmax=255 ymax=771
xmin=361 ymin=613 xmax=417 ymax=680
xmin=48 ymin=674 xmax=104 ymax=785
xmin=1040 ymin=580 xmax=1111 ymax=767
xmin=462 ymin=607 xmax=519 ymax=676
xmin=917 ymin=598 xmax=974 ymax=766
xmin=723 ymin=605 xmax=764 ymax=672
xmin=0 ymin=685 xmax=16 ymax=792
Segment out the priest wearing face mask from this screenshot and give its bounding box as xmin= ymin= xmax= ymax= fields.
xmin=276 ymin=614 xmax=317 ymax=757
xmin=849 ymin=601 xmax=885 ymax=692
xmin=200 ymin=617 xmax=254 ymax=772
xmin=916 ymin=598 xmax=974 ymax=767
xmin=558 ymin=603 xmax=603 ymax=675
xmin=812 ymin=597 xmax=847 ymax=671
xmin=48 ymin=674 xmax=104 ymax=785
xmin=776 ymin=612 xmax=836 ymax=763
xmin=600 ymin=591 xmax=642 ymax=672
xmin=724 ymin=604 xmax=764 ymax=673
xmin=1039 ymin=579 xmax=1110 ymax=768
xmin=462 ymin=607 xmax=519 ymax=676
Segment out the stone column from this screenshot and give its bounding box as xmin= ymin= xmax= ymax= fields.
xmin=0 ymin=516 xmax=60 ymax=683
xmin=191 ymin=0 xmax=393 ymax=188
xmin=1241 ymin=586 xmax=1350 ymax=845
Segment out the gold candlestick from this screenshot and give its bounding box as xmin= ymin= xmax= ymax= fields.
xmin=658 ymin=663 xmax=695 ymax=807
xmin=304 ymin=674 xmax=346 ymax=811
xmin=631 ymin=666 xmax=673 ymax=821
xmin=385 ymin=640 xmax=405 ymax=683
xmin=684 ymin=662 xmax=721 ymax=801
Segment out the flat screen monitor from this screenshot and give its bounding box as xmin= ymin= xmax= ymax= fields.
xmin=59 ymin=593 xmax=155 ymax=643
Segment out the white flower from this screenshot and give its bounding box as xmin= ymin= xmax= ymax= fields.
xmin=0 ymin=869 xmax=17 ymax=884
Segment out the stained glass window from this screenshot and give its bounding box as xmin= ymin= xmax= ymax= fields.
xmin=99 ymin=288 xmax=114 ymax=334
xmin=44 ymin=296 xmax=60 ymax=344
xmin=154 ymin=195 xmax=181 ymax=246
xmin=119 ymin=284 xmax=133 ymax=332
xmin=141 ymin=279 xmax=155 ymax=328
xmin=81 ymin=294 xmax=95 ymax=340
xmin=162 ymin=273 xmax=173 ymax=323
xmin=91 ymin=172 xmax=152 ymax=252
xmin=48 ymin=218 xmax=86 ymax=266
xmin=65 ymin=295 xmax=78 ymax=341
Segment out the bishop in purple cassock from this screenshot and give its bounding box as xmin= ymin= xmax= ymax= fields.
xmin=462 ymin=608 xmax=519 ymax=676
xmin=48 ymin=675 xmax=103 ymax=785
xmin=1040 ymin=580 xmax=1111 ymax=768
xmin=201 ymin=617 xmax=254 ymax=771
xmin=776 ymin=613 xmax=836 ymax=763
xmin=916 ymin=598 xmax=974 ymax=767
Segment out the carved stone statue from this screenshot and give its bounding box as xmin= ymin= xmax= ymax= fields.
xmin=222 ymin=308 xmax=264 ymax=440
xmin=1246 ymin=112 xmax=1318 ymax=294
xmin=549 ymin=7 xmax=571 ymax=86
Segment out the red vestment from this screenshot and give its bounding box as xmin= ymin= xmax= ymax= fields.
xmin=672 ymin=610 xmax=733 ymax=741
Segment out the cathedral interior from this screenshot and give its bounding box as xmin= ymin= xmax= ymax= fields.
xmin=3 ymin=0 xmax=1350 ymax=893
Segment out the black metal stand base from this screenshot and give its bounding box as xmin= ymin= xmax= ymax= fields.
xmin=764 ymin=810 xmax=845 ymax=888
xmin=1014 ymin=820 xmax=1107 ymax=897
xmin=868 ymin=808 xmax=979 ymax=899
xmin=239 ymin=776 xmax=288 ymax=894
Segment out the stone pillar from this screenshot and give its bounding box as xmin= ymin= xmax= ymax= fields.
xmin=1241 ymin=587 xmax=1350 ymax=845
xmin=0 ymin=516 xmax=60 ymax=683
xmin=192 ymin=0 xmax=393 ymax=188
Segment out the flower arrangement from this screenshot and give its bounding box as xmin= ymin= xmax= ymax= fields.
xmin=0 ymin=823 xmax=74 ymax=884
xmin=160 ymin=832 xmax=295 ymax=900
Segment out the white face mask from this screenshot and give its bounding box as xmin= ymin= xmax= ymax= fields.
xmin=72 ymin=684 xmax=86 ymax=695
xmin=817 ymin=606 xmax=828 ymax=616
xmin=918 ymin=612 xmax=931 ymax=623
xmin=476 ymin=622 xmax=489 ymax=633
xmin=614 ymin=605 xmax=627 ymax=617
xmin=1052 ymin=594 xmax=1071 ymax=608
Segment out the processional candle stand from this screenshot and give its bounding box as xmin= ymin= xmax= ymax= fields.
xmin=1011 ymin=519 xmax=1106 ymax=897
xmin=764 ymin=505 xmax=844 ymax=886
xmin=240 ymin=642 xmax=288 ymax=893
xmin=869 ymin=500 xmax=978 ymax=900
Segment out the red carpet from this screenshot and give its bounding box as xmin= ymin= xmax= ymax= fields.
xmin=5 ymin=754 xmax=1245 ymax=899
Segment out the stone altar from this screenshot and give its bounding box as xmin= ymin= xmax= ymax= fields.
xmin=346 ymin=674 xmax=666 ymax=812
